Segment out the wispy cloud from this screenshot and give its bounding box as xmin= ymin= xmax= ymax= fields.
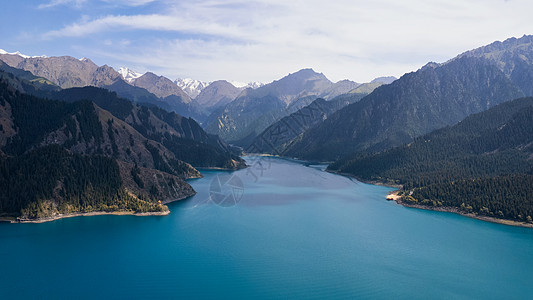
xmin=100 ymin=0 xmax=156 ymax=6
xmin=36 ymin=0 xmax=533 ymax=82
xmin=38 ymin=0 xmax=155 ymax=9
xmin=38 ymin=0 xmax=87 ymax=9
xmin=42 ymin=14 xmax=250 ymax=40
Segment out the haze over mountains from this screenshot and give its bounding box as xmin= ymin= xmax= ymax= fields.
xmin=281 ymin=36 xmax=533 ymax=161
xmin=0 ymin=50 xmax=267 ymax=123
xmin=175 ymin=78 xmax=263 ymax=99
xmin=0 ymin=45 xmax=397 ymax=221
xmin=203 ymin=68 xmax=392 ymax=146
xmin=0 ymin=48 xmax=399 ymax=150
xmin=1 ymin=49 xmax=383 ymax=130
xmin=3 ymin=36 xmax=533 ymax=162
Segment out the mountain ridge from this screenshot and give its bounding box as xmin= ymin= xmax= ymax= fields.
xmin=0 ymin=80 xmax=196 ymax=220
xmin=328 ymin=96 xmax=533 ymax=224
xmin=282 ymin=55 xmax=525 ymax=161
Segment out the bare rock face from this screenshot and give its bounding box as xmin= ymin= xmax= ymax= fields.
xmin=0 ymin=53 xmax=25 ymax=67
xmin=457 ymin=35 xmax=533 ymax=96
xmin=203 ymin=68 xmax=335 ymax=144
xmin=246 ymin=68 xmax=334 ymax=105
xmin=16 ymin=56 xmax=98 ymax=88
xmin=371 ymin=76 xmax=397 ymax=85
xmin=92 ymin=65 xmax=122 ymax=87
xmin=283 ymin=56 xmax=525 ymax=161
xmin=194 ymin=80 xmax=241 ymax=109
xmin=133 ymin=72 xmax=192 ymax=103
xmin=0 ymin=54 xmax=122 ymax=89
xmin=319 ymin=79 xmax=360 ymax=100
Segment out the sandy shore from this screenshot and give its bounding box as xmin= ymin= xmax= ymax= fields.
xmin=11 ymin=210 xmax=170 ymax=224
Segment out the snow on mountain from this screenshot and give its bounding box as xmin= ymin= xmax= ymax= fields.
xmin=175 ymin=78 xmax=210 ymax=99
xmin=230 ymin=81 xmax=264 ymax=89
xmin=247 ymin=81 xmax=265 ymax=89
xmin=176 ymin=78 xmax=265 ymax=98
xmin=228 ymin=81 xmax=247 ymax=88
xmin=118 ymin=67 xmax=142 ymax=83
xmin=0 ymin=48 xmax=262 ymax=97
xmin=229 ymin=81 xmax=265 ymax=90
xmin=0 ymin=49 xmax=47 ymax=58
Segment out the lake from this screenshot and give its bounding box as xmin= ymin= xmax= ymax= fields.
xmin=1 ymin=156 xmax=532 ymax=299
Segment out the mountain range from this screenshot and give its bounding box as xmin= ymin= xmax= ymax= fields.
xmin=0 ymin=49 xmax=397 ymax=143
xmin=247 ymin=87 xmax=373 ymax=155
xmin=282 ymin=49 xmax=528 ymax=161
xmin=175 ymin=78 xmax=210 ymax=99
xmin=118 ymin=67 xmax=142 ymax=83
xmin=194 ymin=80 xmax=243 ymax=110
xmin=175 ymin=78 xmax=263 ymax=99
xmin=203 ymin=68 xmax=392 ymax=146
xmin=0 ymin=50 xmax=266 ymax=125
xmin=329 ymin=96 xmax=533 ymax=223
xmin=3 ymin=34 xmax=533 ymax=225
xmin=0 ymin=65 xmax=245 ymax=221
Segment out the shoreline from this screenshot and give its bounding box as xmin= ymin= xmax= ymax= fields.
xmin=328 ymin=169 xmax=533 ymax=229
xmin=387 ymin=191 xmax=533 ymax=229
xmin=326 ymin=169 xmax=403 ymax=189
xmin=0 ymin=216 xmax=17 ymax=223
xmin=12 ymin=210 xmax=170 ymax=224
xmin=196 ymin=164 xmax=247 ymax=171
xmin=243 ymin=153 xmax=335 ymax=166
xmin=3 ymin=189 xmax=197 ymax=224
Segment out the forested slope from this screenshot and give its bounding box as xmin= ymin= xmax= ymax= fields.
xmin=329 ymin=97 xmax=533 ymax=222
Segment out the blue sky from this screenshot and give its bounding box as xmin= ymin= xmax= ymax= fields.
xmin=1 ymin=0 xmax=532 ymax=83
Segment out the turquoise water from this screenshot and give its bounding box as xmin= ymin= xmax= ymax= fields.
xmin=1 ymin=156 xmax=532 ymax=299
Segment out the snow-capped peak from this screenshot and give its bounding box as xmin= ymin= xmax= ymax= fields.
xmin=175 ymin=78 xmax=210 ymax=99
xmin=230 ymin=81 xmax=264 ymax=89
xmin=175 ymin=77 xmax=264 ymax=98
xmin=0 ymin=49 xmax=47 ymax=58
xmin=118 ymin=67 xmax=142 ymax=83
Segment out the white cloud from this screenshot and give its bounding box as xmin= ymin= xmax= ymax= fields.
xmin=42 ymin=14 xmax=250 ymax=40
xmin=38 ymin=0 xmax=87 ymax=9
xmin=40 ymin=0 xmax=533 ymax=82
xmin=99 ymin=0 xmax=156 ymax=7
xmin=38 ymin=0 xmax=154 ymax=9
